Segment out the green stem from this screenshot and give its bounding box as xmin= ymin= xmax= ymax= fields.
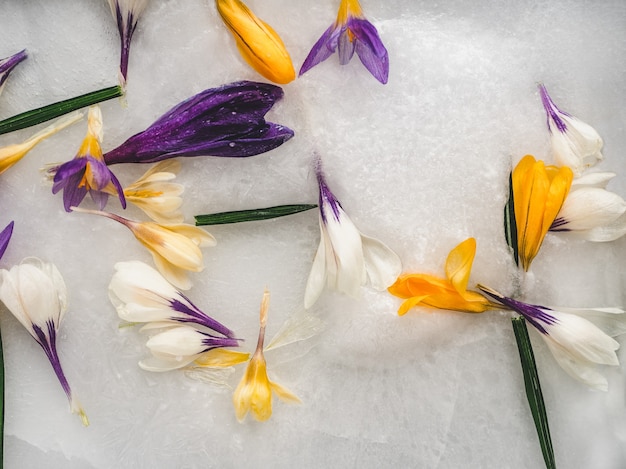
xmin=195 ymin=204 xmax=317 ymax=226
xmin=511 ymin=316 xmax=555 ymax=469
xmin=0 ymin=85 xmax=123 ymax=135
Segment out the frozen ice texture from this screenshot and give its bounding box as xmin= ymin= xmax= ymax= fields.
xmin=0 ymin=0 xmax=625 ymax=468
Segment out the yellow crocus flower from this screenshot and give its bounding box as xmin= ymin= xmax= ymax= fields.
xmin=388 ymin=238 xmax=498 ymax=315
xmin=233 ymin=289 xmax=300 ymax=422
xmin=215 ymin=0 xmax=295 ymax=84
xmin=512 ymin=155 xmax=573 ymax=271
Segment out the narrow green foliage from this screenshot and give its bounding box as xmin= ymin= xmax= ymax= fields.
xmin=512 ymin=316 xmax=555 ymax=469
xmin=504 ymin=171 xmax=519 ymax=266
xmin=0 ymin=85 xmax=123 ymax=135
xmin=195 ymin=204 xmax=317 ymax=226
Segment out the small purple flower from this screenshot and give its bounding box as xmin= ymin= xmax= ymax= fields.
xmin=0 ymin=49 xmax=27 ymax=95
xmin=103 ymin=81 xmax=294 ymax=165
xmin=52 ymin=106 xmax=126 ymax=212
xmin=0 ymin=221 xmax=14 ymax=260
xmin=299 ymin=0 xmax=389 ymax=84
xmin=107 ymin=0 xmax=149 ymax=87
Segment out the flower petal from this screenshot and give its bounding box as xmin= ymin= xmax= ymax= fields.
xmin=351 ymin=17 xmax=389 ymax=84
xmin=360 ymin=233 xmax=401 ymax=290
xmin=298 ymin=25 xmax=340 ymax=76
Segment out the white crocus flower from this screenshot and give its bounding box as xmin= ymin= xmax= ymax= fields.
xmin=0 ymin=258 xmax=88 ymax=425
xmin=109 ymin=260 xmax=236 ymax=337
xmin=479 ymin=286 xmax=623 ymax=391
xmin=123 ymin=160 xmax=184 ymax=224
xmin=539 ymin=84 xmax=603 ymax=176
xmin=551 ymin=172 xmax=626 ymax=241
xmin=304 ymin=161 xmax=402 ymax=309
xmin=138 ymin=324 xmax=240 ymax=372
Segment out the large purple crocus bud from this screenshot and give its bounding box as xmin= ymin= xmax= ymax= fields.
xmin=0 ymin=49 xmax=27 ymax=96
xmin=103 ymin=81 xmax=294 ymax=165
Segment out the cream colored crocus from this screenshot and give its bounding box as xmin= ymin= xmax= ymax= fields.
xmin=123 ymin=160 xmax=184 ymax=223
xmin=233 ymin=289 xmax=300 ymax=422
xmin=0 ymin=258 xmax=88 ymax=425
xmin=0 ymin=112 xmax=82 ymax=175
xmin=71 ymin=207 xmax=215 ymax=289
xmin=215 ymin=0 xmax=295 ymax=84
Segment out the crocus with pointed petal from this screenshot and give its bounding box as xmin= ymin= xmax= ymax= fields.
xmin=123 ymin=160 xmax=184 ymax=223
xmin=72 ymin=207 xmax=215 ymax=289
xmin=0 ymin=112 xmax=82 ymax=175
xmin=52 ymin=106 xmax=126 ymax=212
xmin=233 ymin=289 xmax=300 ymax=422
xmin=103 ymin=81 xmax=293 ymax=165
xmin=215 ymin=0 xmax=295 ymax=84
xmin=479 ymin=285 xmax=623 ymax=391
xmin=299 ymin=0 xmax=389 ymax=84
xmin=550 ymin=172 xmax=626 ymax=242
xmin=304 ymin=160 xmax=401 ymax=309
xmin=107 ymin=0 xmax=149 ymax=88
xmin=109 ymin=260 xmax=235 ymax=336
xmin=539 ymin=84 xmax=603 ymax=176
xmin=512 ymin=154 xmax=573 ymax=271
xmin=139 ymin=324 xmax=241 ymax=372
xmin=0 ymin=49 xmax=27 ymax=96
xmin=388 ymin=238 xmax=498 ymax=315
xmin=0 ymin=258 xmax=88 ymax=424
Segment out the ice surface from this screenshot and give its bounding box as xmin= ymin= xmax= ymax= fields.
xmin=1 ymin=0 xmax=626 ymax=468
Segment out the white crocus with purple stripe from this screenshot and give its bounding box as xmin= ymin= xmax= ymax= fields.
xmin=539 ymin=84 xmax=603 ymax=176
xmin=0 ymin=258 xmax=88 ymax=425
xmin=551 ymin=171 xmax=626 ymax=241
xmin=139 ymin=324 xmax=240 ymax=372
xmin=479 ymin=285 xmax=623 ymax=391
xmin=304 ymin=161 xmax=402 ymax=309
xmin=109 ymin=260 xmax=236 ymax=338
xmin=107 ymin=0 xmax=150 ymax=87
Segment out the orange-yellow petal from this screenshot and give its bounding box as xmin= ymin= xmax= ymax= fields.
xmin=445 ymin=237 xmax=476 ymax=295
xmin=216 ymin=0 xmax=295 ymax=84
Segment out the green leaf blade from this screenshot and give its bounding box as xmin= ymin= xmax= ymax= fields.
xmin=0 ymin=85 xmax=123 ymax=135
xmin=195 ymin=204 xmax=317 ymax=226
xmin=511 ymin=316 xmax=556 ymax=469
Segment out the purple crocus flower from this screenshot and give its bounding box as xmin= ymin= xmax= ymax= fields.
xmin=0 ymin=258 xmax=88 ymax=424
xmin=103 ymin=81 xmax=294 ymax=165
xmin=107 ymin=0 xmax=149 ymax=87
xmin=0 ymin=49 xmax=27 ymax=95
xmin=52 ymin=106 xmax=126 ymax=212
xmin=299 ymin=0 xmax=389 ymax=84
xmin=478 ymin=285 xmax=623 ymax=391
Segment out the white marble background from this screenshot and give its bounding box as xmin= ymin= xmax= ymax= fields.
xmin=1 ymin=0 xmax=625 ymax=467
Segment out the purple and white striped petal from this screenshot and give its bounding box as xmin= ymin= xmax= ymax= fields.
xmin=0 ymin=49 xmax=27 ymax=94
xmin=0 ymin=258 xmax=87 ymax=424
xmin=109 ymin=260 xmax=236 ymax=338
xmin=479 ymin=285 xmax=621 ymax=390
xmin=539 ymin=84 xmax=603 ymax=175
xmin=103 ymin=81 xmax=294 ymax=164
xmin=107 ymin=0 xmax=149 ymax=87
xmin=305 ymin=159 xmax=401 ymax=308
